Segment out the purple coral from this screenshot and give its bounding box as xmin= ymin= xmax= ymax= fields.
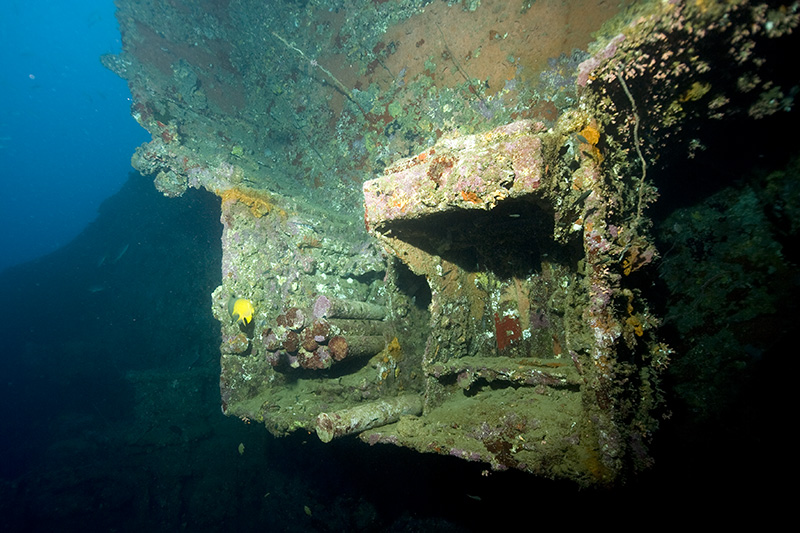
xmin=577 ymin=33 xmax=626 ymax=87
xmin=313 ymin=295 xmax=331 ymax=318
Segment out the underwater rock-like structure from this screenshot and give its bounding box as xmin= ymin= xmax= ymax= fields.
xmin=106 ymin=0 xmax=798 ymax=485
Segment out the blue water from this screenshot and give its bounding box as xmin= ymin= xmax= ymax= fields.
xmin=0 ymin=0 xmax=148 ymax=273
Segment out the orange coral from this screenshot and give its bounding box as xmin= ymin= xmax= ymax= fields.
xmin=580 ymin=124 xmax=600 ymax=146
xmin=218 ymin=187 xmax=275 ymax=218
xmin=622 ymin=257 xmax=633 ymax=276
xmin=390 ymin=194 xmax=411 ymax=212
xmin=626 ymin=315 xmax=644 ymax=337
xmin=460 ymin=190 xmax=482 ymax=205
xmin=622 ymin=245 xmax=655 ymax=276
xmin=578 ymin=123 xmax=604 ymax=163
xmin=297 ymin=235 xmax=322 ymax=249
xmin=386 ymin=337 xmax=403 ymax=360
xmin=625 ymin=292 xmax=644 ymax=337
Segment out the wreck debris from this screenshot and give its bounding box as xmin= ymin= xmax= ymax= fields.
xmin=312 ymin=295 xmax=388 ymax=321
xmin=259 ymin=299 xmax=392 ymax=370
xmin=108 ymin=0 xmax=799 ymax=486
xmin=328 ymin=335 xmax=387 ymax=362
xmin=364 ymin=119 xmax=546 ymax=229
xmin=430 ymin=355 xmax=581 ymax=390
xmin=316 ymin=394 xmax=423 ymax=443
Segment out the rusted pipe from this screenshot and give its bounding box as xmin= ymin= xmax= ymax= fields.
xmin=313 ymin=295 xmax=387 ymax=321
xmin=327 ymin=335 xmax=387 ymax=361
xmin=315 ymin=394 xmax=423 ymax=443
xmin=327 ymin=318 xmax=390 ymax=338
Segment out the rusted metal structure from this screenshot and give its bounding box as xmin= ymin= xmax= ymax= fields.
xmin=105 ymin=0 xmax=798 ymax=485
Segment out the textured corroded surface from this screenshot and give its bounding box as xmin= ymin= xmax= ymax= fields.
xmin=109 ymin=0 xmax=799 ymax=486
xmin=107 ymin=0 xmax=632 ymax=211
xmin=364 ymin=120 xmax=546 ymax=225
xmin=362 ymin=115 xmax=637 ymax=483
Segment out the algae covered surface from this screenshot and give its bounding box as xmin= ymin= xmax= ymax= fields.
xmin=107 ymin=0 xmax=800 ymax=486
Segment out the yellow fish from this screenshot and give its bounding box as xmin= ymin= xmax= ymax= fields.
xmin=228 ymin=297 xmax=255 ymax=326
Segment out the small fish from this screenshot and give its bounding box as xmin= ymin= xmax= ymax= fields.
xmin=228 ymin=297 xmax=255 ymax=326
xmin=571 ymin=190 xmax=592 ymax=209
xmin=111 ymin=243 xmax=129 ymax=264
